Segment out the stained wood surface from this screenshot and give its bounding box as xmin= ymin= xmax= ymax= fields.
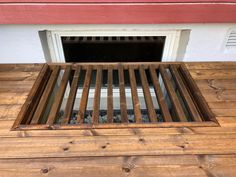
xmin=0 ymin=62 xmax=236 ymax=177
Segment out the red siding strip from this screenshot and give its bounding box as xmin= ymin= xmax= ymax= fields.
xmin=0 ymin=3 xmax=236 ymax=24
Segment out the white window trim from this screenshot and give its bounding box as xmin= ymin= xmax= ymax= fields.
xmin=46 ymin=29 xmax=182 ymax=63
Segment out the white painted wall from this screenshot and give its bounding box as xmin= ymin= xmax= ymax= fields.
xmin=0 ymin=24 xmax=236 ymax=63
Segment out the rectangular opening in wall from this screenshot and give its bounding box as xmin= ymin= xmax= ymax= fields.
xmin=61 ymin=36 xmax=166 ymax=62
xmin=12 ymin=63 xmax=218 ymax=130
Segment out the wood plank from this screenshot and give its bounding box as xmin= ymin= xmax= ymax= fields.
xmin=195 ymin=79 xmax=236 ymax=90
xmin=0 ymin=71 xmax=39 ymax=81
xmin=170 ymin=65 xmax=202 ymax=122
xmin=0 ymin=92 xmax=29 ymax=105
xmin=92 ymin=68 xmax=102 ymax=124
xmin=208 ymin=101 xmax=236 ymax=109
xmin=189 ymin=69 xmax=236 ymax=80
xmin=212 ymin=109 xmax=236 ymax=117
xmin=201 ymin=90 xmax=236 ymax=102
xmin=18 ymin=121 xmax=218 ymax=130
xmin=149 ymin=66 xmax=172 ymax=122
xmin=1 ymin=134 xmax=236 ymax=158
xmin=118 ymin=64 xmax=128 ymax=123
xmin=0 ymin=64 xmax=43 ymax=72
xmin=62 ymin=66 xmax=81 ymax=124
xmin=30 ymin=66 xmax=60 ymax=124
xmin=11 ymin=64 xmax=50 ymax=129
xmin=47 ymin=66 xmax=71 ymax=125
xmin=139 ymin=65 xmax=158 ymax=122
xmin=77 ymin=66 xmax=92 ymax=123
xmin=1 ymin=119 xmax=236 ymax=138
xmin=0 ymin=105 xmax=22 ymax=120
xmin=129 ymin=66 xmax=142 ymax=123
xmin=179 ymin=65 xmax=215 ymax=122
xmin=216 ymin=117 xmax=236 ymax=127
xmin=185 ymin=62 xmax=236 ymax=70
xmin=107 ymin=67 xmax=113 ymax=123
xmin=159 ymin=66 xmax=188 ymax=122
xmin=0 ymin=81 xmax=34 ymax=92
xmin=1 ymin=155 xmax=236 ymax=177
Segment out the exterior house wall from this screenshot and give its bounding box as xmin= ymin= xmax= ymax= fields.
xmin=0 ymin=24 xmax=236 ymax=63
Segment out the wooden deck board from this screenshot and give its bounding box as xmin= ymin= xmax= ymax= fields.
xmin=0 ymin=155 xmax=235 ymax=177
xmin=0 ymin=63 xmax=236 ymax=176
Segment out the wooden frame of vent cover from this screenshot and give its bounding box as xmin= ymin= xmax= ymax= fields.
xmin=12 ymin=62 xmax=219 ymax=130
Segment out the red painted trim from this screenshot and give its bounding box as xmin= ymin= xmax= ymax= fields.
xmin=0 ymin=3 xmax=236 ymax=24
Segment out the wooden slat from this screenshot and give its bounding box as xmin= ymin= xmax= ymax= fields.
xmin=92 ymin=68 xmax=102 ymax=124
xmin=139 ymin=65 xmax=158 ymax=122
xmin=118 ymin=64 xmax=128 ymax=123
xmin=47 ymin=66 xmax=71 ymax=125
xmin=180 ymin=64 xmax=216 ymax=122
xmin=11 ymin=64 xmax=49 ymax=129
xmin=129 ymin=66 xmax=142 ymax=123
xmin=1 ymin=155 xmax=236 ymax=177
xmin=62 ymin=66 xmax=81 ymax=124
xmin=77 ymin=66 xmax=92 ymax=123
xmin=30 ymin=66 xmax=60 ymax=124
xmin=107 ymin=67 xmax=113 ymax=123
xmin=159 ymin=65 xmax=188 ymax=122
xmin=149 ymin=65 xmax=172 ymax=122
xmin=170 ymin=65 xmax=202 ymax=122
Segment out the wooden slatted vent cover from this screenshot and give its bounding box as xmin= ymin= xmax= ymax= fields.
xmin=12 ymin=63 xmax=218 ymax=130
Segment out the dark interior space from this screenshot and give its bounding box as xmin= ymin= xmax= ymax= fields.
xmin=62 ymin=36 xmax=166 ymax=62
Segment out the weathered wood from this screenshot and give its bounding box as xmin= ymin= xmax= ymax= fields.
xmin=189 ymin=69 xmax=236 ymax=80
xmin=77 ymin=66 xmax=92 ymax=123
xmin=11 ymin=64 xmax=50 ymax=129
xmin=170 ymin=65 xmax=202 ymax=122
xmin=139 ymin=65 xmax=158 ymax=122
xmin=31 ymin=66 xmax=60 ymax=124
xmin=62 ymin=66 xmax=81 ymax=124
xmin=0 ymin=155 xmax=236 ymax=177
xmin=3 ymin=62 xmax=236 ymax=177
xmin=0 ymin=71 xmax=39 ymax=81
xmin=118 ymin=64 xmax=128 ymax=123
xmin=201 ymin=90 xmax=236 ymax=102
xmin=149 ymin=66 xmax=172 ymax=122
xmin=1 ymin=134 xmax=236 ymax=158
xmin=92 ymin=68 xmax=102 ymax=124
xmin=107 ymin=67 xmax=113 ymax=123
xmin=47 ymin=66 xmax=71 ymax=125
xmin=180 ymin=65 xmax=216 ymax=122
xmin=129 ymin=66 xmax=142 ymax=123
xmin=159 ymin=65 xmax=188 ymax=122
xmin=196 ymin=79 xmax=236 ymax=90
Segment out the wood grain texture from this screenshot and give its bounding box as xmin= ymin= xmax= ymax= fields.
xmin=47 ymin=66 xmax=71 ymax=125
xmin=77 ymin=66 xmax=92 ymax=123
xmin=118 ymin=64 xmax=128 ymax=123
xmin=139 ymin=65 xmax=158 ymax=122
xmin=170 ymin=65 xmax=202 ymax=122
xmin=92 ymin=68 xmax=102 ymax=124
xmin=129 ymin=66 xmax=142 ymax=123
xmin=107 ymin=67 xmax=113 ymax=123
xmin=159 ymin=66 xmax=188 ymax=122
xmin=149 ymin=66 xmax=172 ymax=122
xmin=62 ymin=66 xmax=81 ymax=124
xmin=0 ymin=63 xmax=236 ymax=177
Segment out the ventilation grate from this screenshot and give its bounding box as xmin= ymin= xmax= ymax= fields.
xmin=12 ymin=63 xmax=218 ymax=130
xmin=62 ymin=36 xmax=165 ymax=43
xmin=226 ymin=30 xmax=236 ymax=47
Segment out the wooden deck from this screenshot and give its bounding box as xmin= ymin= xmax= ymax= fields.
xmin=0 ymin=62 xmax=236 ymax=177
